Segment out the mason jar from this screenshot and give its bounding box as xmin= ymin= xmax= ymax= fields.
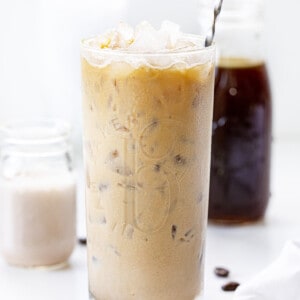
xmin=0 ymin=120 xmax=77 ymax=268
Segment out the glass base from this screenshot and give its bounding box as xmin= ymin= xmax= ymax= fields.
xmin=195 ymin=293 xmax=204 ymax=300
xmin=5 ymin=260 xmax=69 ymax=270
xmin=209 ymin=216 xmax=264 ymax=226
xmin=89 ymin=291 xmax=204 ymax=300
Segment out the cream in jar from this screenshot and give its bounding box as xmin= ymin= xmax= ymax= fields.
xmin=0 ymin=120 xmax=76 ymax=268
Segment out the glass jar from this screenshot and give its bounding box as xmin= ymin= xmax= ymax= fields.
xmin=0 ymin=120 xmax=77 ymax=268
xmin=208 ymin=0 xmax=272 ymax=223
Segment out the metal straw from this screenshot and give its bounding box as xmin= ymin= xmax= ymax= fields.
xmin=205 ymin=0 xmax=224 ymax=47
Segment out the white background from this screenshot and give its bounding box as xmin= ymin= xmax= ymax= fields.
xmin=0 ymin=1 xmax=300 ymax=299
xmin=0 ymin=0 xmax=299 ymax=141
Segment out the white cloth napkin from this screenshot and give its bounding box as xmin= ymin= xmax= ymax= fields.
xmin=234 ymin=240 xmax=300 ymax=300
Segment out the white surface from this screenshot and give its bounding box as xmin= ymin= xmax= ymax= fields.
xmin=234 ymin=240 xmax=300 ymax=300
xmin=0 ymin=139 xmax=299 ymax=300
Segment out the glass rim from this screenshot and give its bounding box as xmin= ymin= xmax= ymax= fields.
xmin=0 ymin=119 xmax=71 ymax=145
xmin=80 ymin=34 xmax=215 ymax=57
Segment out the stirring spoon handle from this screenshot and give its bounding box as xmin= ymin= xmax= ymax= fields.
xmin=205 ymin=0 xmax=224 ymax=47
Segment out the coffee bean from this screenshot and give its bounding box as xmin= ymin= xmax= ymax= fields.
xmin=214 ymin=267 xmax=229 ymax=277
xmin=221 ymin=282 xmax=240 ymax=292
xmin=78 ymin=238 xmax=87 ymax=245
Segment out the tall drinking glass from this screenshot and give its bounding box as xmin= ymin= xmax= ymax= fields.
xmin=81 ymin=34 xmax=215 ymax=300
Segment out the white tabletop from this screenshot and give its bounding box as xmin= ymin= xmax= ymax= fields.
xmin=0 ymin=138 xmax=299 ymax=300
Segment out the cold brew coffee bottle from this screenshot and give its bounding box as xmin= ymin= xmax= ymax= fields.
xmin=209 ymin=0 xmax=272 ymax=223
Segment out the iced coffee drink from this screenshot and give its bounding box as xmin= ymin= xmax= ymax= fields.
xmin=81 ymin=22 xmax=215 ymax=300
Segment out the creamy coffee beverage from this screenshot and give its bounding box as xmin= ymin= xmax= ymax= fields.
xmin=81 ymin=21 xmax=215 ymax=300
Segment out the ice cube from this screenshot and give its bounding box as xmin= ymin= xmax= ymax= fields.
xmin=129 ymin=21 xmax=167 ymax=52
xmin=97 ymin=23 xmax=134 ymax=49
xmin=116 ymin=22 xmax=134 ymax=42
xmin=159 ymin=20 xmax=181 ymax=49
xmin=135 ymin=21 xmax=156 ymax=37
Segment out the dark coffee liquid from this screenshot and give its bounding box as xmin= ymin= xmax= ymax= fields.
xmin=209 ymin=58 xmax=272 ymax=223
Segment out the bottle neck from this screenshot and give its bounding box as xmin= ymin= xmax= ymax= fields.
xmin=214 ymin=0 xmax=265 ymax=65
xmin=216 ymin=19 xmax=264 ymax=64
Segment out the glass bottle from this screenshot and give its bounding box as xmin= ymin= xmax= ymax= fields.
xmin=0 ymin=120 xmax=77 ymax=268
xmin=208 ymin=0 xmax=272 ymax=223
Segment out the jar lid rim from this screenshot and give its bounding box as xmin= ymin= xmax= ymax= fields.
xmin=0 ymin=119 xmax=71 ymax=145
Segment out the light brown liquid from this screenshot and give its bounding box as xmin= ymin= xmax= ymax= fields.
xmin=82 ymin=57 xmax=214 ymax=299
